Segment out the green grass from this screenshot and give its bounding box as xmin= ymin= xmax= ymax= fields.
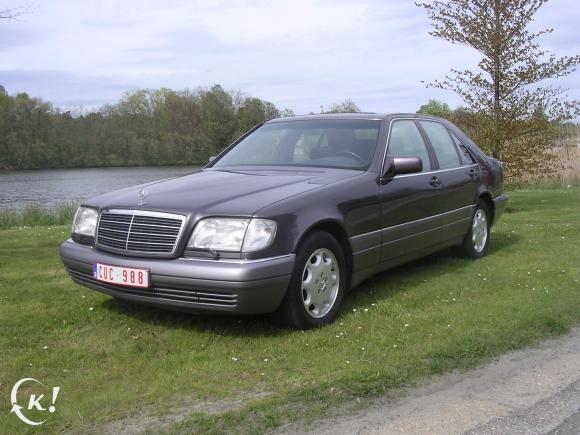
xmin=1 ymin=189 xmax=580 ymax=434
xmin=0 ymin=202 xmax=77 ymax=229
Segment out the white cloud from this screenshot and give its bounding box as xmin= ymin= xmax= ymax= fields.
xmin=0 ymin=0 xmax=578 ymax=115
xmin=182 ymin=0 xmax=373 ymax=45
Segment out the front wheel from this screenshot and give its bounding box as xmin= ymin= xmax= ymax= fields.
xmin=272 ymin=231 xmax=346 ymax=329
xmin=459 ymin=200 xmax=490 ymax=259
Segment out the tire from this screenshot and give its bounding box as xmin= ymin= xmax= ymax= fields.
xmin=272 ymin=231 xmax=346 ymax=329
xmin=459 ymin=200 xmax=491 ymax=259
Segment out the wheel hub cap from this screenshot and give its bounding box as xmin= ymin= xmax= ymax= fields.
xmin=472 ymin=209 xmax=488 ymax=253
xmin=302 ymin=248 xmax=339 ymax=318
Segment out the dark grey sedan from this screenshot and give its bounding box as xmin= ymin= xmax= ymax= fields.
xmin=61 ymin=113 xmax=507 ymax=329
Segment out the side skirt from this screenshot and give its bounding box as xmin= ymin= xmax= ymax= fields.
xmin=349 ymin=236 xmax=464 ymax=290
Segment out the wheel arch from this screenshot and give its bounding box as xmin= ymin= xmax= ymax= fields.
xmin=294 ymin=220 xmax=353 ymax=288
xmin=478 ymin=191 xmax=495 ymax=225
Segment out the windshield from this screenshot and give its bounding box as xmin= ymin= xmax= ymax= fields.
xmin=213 ymin=119 xmax=381 ymax=170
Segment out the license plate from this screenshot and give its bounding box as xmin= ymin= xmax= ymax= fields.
xmin=93 ymin=263 xmax=149 ymax=288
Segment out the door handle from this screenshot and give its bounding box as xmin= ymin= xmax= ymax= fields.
xmin=429 ymin=176 xmax=442 ymax=188
xmin=469 ymin=168 xmax=480 ymax=180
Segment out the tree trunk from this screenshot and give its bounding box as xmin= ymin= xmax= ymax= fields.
xmin=493 ymin=0 xmax=502 ymax=159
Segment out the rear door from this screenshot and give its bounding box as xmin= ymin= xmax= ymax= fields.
xmin=379 ymin=119 xmax=444 ymax=262
xmin=418 ymin=120 xmax=479 ymax=243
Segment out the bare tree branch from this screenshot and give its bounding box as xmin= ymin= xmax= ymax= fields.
xmin=0 ymin=3 xmax=33 ymax=20
xmin=417 ymin=0 xmax=580 ymax=180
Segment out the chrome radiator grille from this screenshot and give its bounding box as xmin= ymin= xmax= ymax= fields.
xmin=96 ymin=210 xmax=185 ymax=255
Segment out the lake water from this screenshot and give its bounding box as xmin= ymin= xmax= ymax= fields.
xmin=0 ymin=166 xmax=199 ymax=209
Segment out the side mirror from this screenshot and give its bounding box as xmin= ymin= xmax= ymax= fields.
xmin=208 ymin=156 xmax=217 ymax=163
xmin=383 ymin=156 xmax=423 ymax=178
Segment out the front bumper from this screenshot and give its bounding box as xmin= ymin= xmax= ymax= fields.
xmin=492 ymin=193 xmax=509 ymax=225
xmin=60 ymin=240 xmax=295 ymax=314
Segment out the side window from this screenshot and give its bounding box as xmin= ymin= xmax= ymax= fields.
xmin=387 ymin=120 xmax=431 ymax=171
xmin=451 ymin=133 xmax=475 ymax=165
xmin=420 ymin=121 xmax=461 ymax=169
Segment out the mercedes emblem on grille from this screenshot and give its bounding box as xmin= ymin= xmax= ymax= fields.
xmin=137 ymin=188 xmax=148 ymax=205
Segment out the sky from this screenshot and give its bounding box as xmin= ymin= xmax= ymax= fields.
xmin=0 ymin=0 xmax=579 ymax=115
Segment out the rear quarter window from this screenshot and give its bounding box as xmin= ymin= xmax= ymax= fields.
xmin=451 ymin=133 xmax=476 ymax=165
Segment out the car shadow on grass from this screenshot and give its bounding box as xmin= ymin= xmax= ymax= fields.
xmin=100 ymin=230 xmax=521 ymax=335
xmin=101 ymin=297 xmax=279 ymax=337
xmin=346 ymin=230 xmax=521 ymax=307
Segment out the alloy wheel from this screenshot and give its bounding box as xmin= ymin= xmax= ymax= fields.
xmin=301 ymin=248 xmax=340 ymax=318
xmin=472 ymin=209 xmax=488 ymax=253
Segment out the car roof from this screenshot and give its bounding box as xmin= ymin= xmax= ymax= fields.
xmin=266 ymin=113 xmax=446 ymax=123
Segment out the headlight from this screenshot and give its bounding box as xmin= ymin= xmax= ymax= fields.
xmin=187 ymin=218 xmax=277 ymax=253
xmin=72 ymin=207 xmax=99 ymax=237
xmin=188 ymin=218 xmax=248 ymax=251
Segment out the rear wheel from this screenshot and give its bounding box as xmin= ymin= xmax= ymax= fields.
xmin=459 ymin=200 xmax=490 ymax=259
xmin=272 ymin=231 xmax=346 ymax=329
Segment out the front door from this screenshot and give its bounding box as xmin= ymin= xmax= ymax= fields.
xmin=379 ymin=119 xmax=443 ymax=263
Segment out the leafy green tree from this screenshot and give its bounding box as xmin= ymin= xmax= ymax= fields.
xmin=280 ymin=108 xmax=295 ymax=117
xmin=196 ymin=85 xmax=236 ymax=159
xmin=327 ymin=99 xmax=361 ymax=113
xmin=235 ymin=97 xmax=281 ymax=137
xmin=417 ymin=99 xmax=453 ymax=119
xmin=0 ymin=90 xmax=14 ymax=168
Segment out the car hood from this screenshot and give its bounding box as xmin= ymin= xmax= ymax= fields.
xmin=83 ymin=167 xmax=363 ymax=217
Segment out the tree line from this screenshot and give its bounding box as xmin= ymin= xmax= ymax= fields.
xmin=0 ymin=84 xmax=295 ymax=170
xmin=1 ymin=82 xmax=577 ymax=178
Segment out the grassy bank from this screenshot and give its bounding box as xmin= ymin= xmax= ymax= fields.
xmin=0 ymin=202 xmax=77 ymax=229
xmin=0 ymin=189 xmax=580 ymax=433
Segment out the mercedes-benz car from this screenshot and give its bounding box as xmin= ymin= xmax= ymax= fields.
xmin=60 ymin=113 xmax=507 ymax=329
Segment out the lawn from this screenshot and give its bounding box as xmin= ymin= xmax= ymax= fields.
xmin=1 ymin=188 xmax=579 ymax=434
